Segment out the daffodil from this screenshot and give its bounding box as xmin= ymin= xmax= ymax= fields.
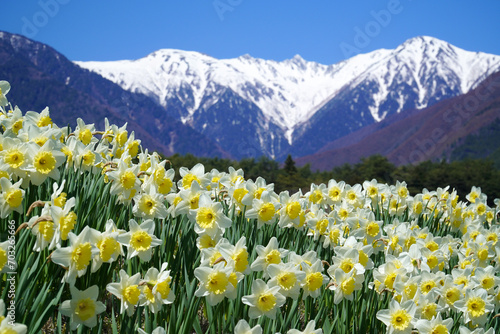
xmin=287 ymin=320 xmax=322 ymax=334
xmin=454 ymin=288 xmax=494 ymax=326
xmin=251 ymin=237 xmax=288 ymax=277
xmin=233 ymin=319 xmax=262 ymax=334
xmin=241 ymin=279 xmax=286 ymax=320
xmin=376 ymin=299 xmax=416 ymax=334
xmin=117 ymin=219 xmax=161 ymax=262
xmin=267 ymin=262 xmax=306 ymax=300
xmin=137 ymin=327 xmax=167 ymax=334
xmin=299 ymin=259 xmax=328 ymax=299
xmin=218 ymin=236 xmax=250 ymax=274
xmin=51 ymin=226 xmax=99 ymax=284
xmin=59 ymin=285 xmax=106 ymax=330
xmin=195 ymin=262 xmax=236 ymax=306
xmin=132 ymin=186 xmax=168 ymax=220
xmin=329 ymin=268 xmax=364 ymax=304
xmin=26 ymin=140 xmax=66 ymax=185
xmin=189 ymin=193 xmax=232 ymax=237
xmin=140 ymin=262 xmax=175 ymax=313
xmin=106 ymin=269 xmax=142 ymax=316
xmin=415 ymin=313 xmax=453 ymax=334
xmin=245 ymin=190 xmax=280 ymax=227
xmin=91 ymin=219 xmax=124 ymax=273
xmin=0 ymin=177 xmax=25 ymax=218
xmin=0 ymin=81 xmax=11 ymax=106
xmin=178 ymin=163 xmax=208 ymax=190
xmin=0 ymin=318 xmax=27 ymax=334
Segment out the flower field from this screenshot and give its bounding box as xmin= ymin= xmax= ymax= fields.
xmin=1 ymin=79 xmax=500 ymax=334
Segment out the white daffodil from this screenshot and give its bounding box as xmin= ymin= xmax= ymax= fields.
xmin=0 ymin=81 xmax=11 ymax=106
xmin=117 ymin=219 xmax=161 ymax=262
xmin=106 ymin=269 xmax=142 ymax=316
xmin=59 ymin=285 xmax=106 ymax=330
xmin=91 ymin=219 xmax=124 ymax=273
xmin=0 ymin=177 xmax=25 ymax=218
xmin=0 ymin=318 xmax=27 ymax=334
xmin=241 ymin=279 xmax=286 ymax=320
xmin=330 ymin=268 xmax=364 ymax=304
xmin=26 ymin=140 xmax=66 ymax=186
xmin=137 ymin=326 xmax=167 ymax=334
xmin=218 ymin=236 xmax=250 ymax=274
xmin=300 ymin=259 xmax=328 ymax=299
xmin=245 ymin=190 xmax=280 ymax=228
xmin=376 ymin=299 xmax=417 ymax=334
xmin=194 ymin=262 xmax=236 ymax=306
xmin=287 ymin=320 xmax=323 ymax=334
xmin=233 ymin=319 xmax=262 ymax=334
xmin=139 ymin=262 xmax=175 ymax=313
xmin=51 ymin=226 xmax=99 ymax=284
xmin=454 ymin=288 xmax=494 ymax=326
xmin=178 ymin=163 xmax=208 ymax=190
xmin=132 ymin=186 xmax=168 ymax=220
xmin=267 ymin=262 xmax=306 ymax=300
xmin=415 ymin=313 xmax=453 ymax=334
xmin=189 ymin=193 xmax=232 ymax=238
xmin=251 ymin=237 xmax=288 ymax=277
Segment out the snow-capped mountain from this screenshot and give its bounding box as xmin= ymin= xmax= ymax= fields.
xmin=75 ymin=36 xmax=500 ymax=159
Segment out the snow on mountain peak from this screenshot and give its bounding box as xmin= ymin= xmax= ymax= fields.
xmin=75 ymin=36 xmax=500 ymax=144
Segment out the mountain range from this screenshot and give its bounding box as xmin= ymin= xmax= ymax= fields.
xmin=75 ymin=36 xmax=500 ymax=160
xmin=1 ymin=30 xmax=500 ymax=167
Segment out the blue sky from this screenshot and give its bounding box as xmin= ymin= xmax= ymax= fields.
xmin=2 ymin=1 xmax=500 ymax=64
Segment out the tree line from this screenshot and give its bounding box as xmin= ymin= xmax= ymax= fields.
xmin=165 ymin=153 xmax=500 ymax=205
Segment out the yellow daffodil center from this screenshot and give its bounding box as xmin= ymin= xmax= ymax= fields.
xmin=427 ymin=255 xmax=438 ymax=269
xmin=37 ymin=115 xmax=53 ymax=127
xmin=206 ymin=271 xmax=228 ymax=295
xmin=258 ymin=203 xmax=275 ymax=221
xmin=316 ymin=219 xmax=329 ymax=235
xmin=286 ymin=201 xmax=301 ymax=219
xmin=384 ymin=273 xmax=397 ymax=290
xmin=309 ymin=190 xmax=323 ymax=204
xmin=82 ymin=151 xmax=95 ymax=166
xmin=196 ymin=207 xmax=217 ymax=229
xmin=182 ymin=173 xmax=200 ymax=188
xmin=232 ymin=248 xmax=249 ymax=273
xmin=157 ymin=177 xmax=173 ymax=194
xmin=189 ymin=194 xmax=200 ymax=210
xmin=71 ymin=242 xmax=92 ymax=270
xmin=39 ymin=220 xmax=55 ymax=242
xmin=120 ymin=171 xmax=136 ymax=190
xmin=265 ymin=250 xmax=281 ymax=265
xmin=33 ymin=136 xmax=48 ymax=146
xmin=34 ymin=151 xmax=57 ymax=174
xmin=0 ymin=248 xmax=7 ymax=270
xmin=116 ymin=131 xmax=128 ymax=146
xmin=306 ymin=272 xmax=323 ymax=291
xmin=0 ymin=326 xmax=17 ymax=334
xmin=467 ymin=297 xmax=486 ymax=318
xmin=54 ymin=192 xmax=67 ymax=207
xmin=130 ymin=231 xmax=152 ymax=252
xmin=422 ymin=303 xmax=437 ymax=320
xmin=257 ymin=293 xmax=276 ymax=312
xmin=79 ymin=129 xmax=93 ymax=145
xmin=421 ymin=280 xmax=436 ymax=294
xmin=198 ymin=234 xmax=216 ymax=249
xmin=341 ymin=276 xmax=356 ymax=295
xmin=60 ymin=212 xmax=77 ymax=240
xmin=430 ymin=324 xmax=448 ymax=334
xmin=425 ymin=241 xmax=439 ymax=252
xmin=329 ymin=187 xmax=341 ymax=202
xmin=339 ymin=258 xmax=354 ymax=273
xmin=12 ymin=119 xmax=23 ymax=134
xmin=277 ymin=272 xmax=296 ymax=290
xmin=445 ymin=287 xmax=461 ymax=305
xmin=98 ymin=237 xmax=119 ymax=262
xmin=139 ymin=195 xmax=156 ymax=216
xmin=127 ymin=140 xmax=139 ymax=157
xmin=390 ymin=309 xmax=411 ymax=331
xmin=4 ymin=149 xmax=24 ymax=168
xmin=481 ymin=276 xmax=495 ymax=290
xmin=156 ymin=277 xmax=172 ymax=299
xmin=404 ymin=283 xmax=417 ymax=300
xmin=123 ymin=285 xmax=140 ymax=305
xmin=366 ymin=222 xmax=380 ymax=237
xmin=75 ymin=298 xmax=96 ymax=321
xmin=5 ymin=188 xmax=23 ymax=207
xmin=233 ymin=188 xmax=248 ymax=205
